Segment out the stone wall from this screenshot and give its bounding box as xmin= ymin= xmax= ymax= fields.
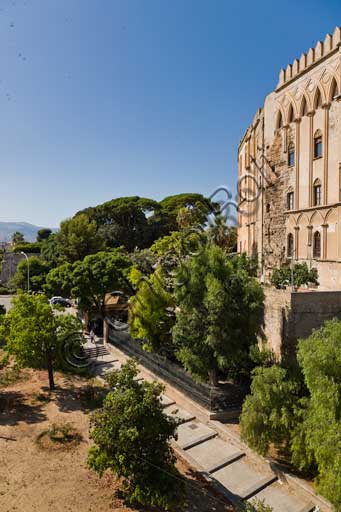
xmin=0 ymin=252 xmax=25 ymax=285
xmin=263 ymin=287 xmax=341 ymax=358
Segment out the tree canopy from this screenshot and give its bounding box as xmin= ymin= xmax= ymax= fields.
xmin=12 ymin=231 xmax=25 ymax=245
xmin=55 ymin=213 xmax=104 ymax=263
xmin=11 ymin=256 xmax=50 ymax=292
xmin=0 ymin=293 xmax=80 ymax=389
xmin=172 ymin=246 xmax=264 ymax=385
xmin=76 ymin=194 xmax=211 ymax=251
xmin=88 ymin=360 xmax=182 ymax=509
xmin=37 ymin=228 xmax=52 ymax=242
xmin=45 ymin=250 xmax=131 ymax=317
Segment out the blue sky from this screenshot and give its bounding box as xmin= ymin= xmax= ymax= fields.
xmin=1 ymin=0 xmax=339 ymax=227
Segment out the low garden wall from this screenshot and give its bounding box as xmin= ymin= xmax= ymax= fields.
xmin=108 ymin=327 xmax=247 ymax=418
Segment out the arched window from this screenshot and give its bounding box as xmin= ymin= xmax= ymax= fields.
xmin=287 ymin=233 xmax=294 ymax=258
xmin=313 ymin=178 xmax=322 ymax=206
xmin=331 ymin=79 xmax=340 ymax=101
xmin=287 ymin=190 xmax=294 ymax=210
xmin=301 ymin=96 xmax=308 ymax=117
xmin=314 ymin=88 xmax=323 ymax=109
xmin=288 ymin=104 xmax=295 ymax=123
xmin=313 ymin=231 xmax=321 ymax=259
xmin=276 ymin=111 xmax=283 ymax=129
xmin=288 ymin=144 xmax=295 ymax=167
xmin=314 ymin=130 xmax=323 ymax=159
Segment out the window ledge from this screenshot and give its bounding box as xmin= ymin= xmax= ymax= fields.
xmin=313 ymin=156 xmax=323 ymax=161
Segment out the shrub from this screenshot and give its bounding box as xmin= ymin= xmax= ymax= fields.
xmin=240 ymin=366 xmax=300 ymax=456
xmin=12 ymin=242 xmax=42 ymax=253
xmin=271 ymin=263 xmax=318 ymax=289
xmin=88 ymin=360 xmax=183 ymax=510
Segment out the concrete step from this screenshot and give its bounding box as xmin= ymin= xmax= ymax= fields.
xmin=213 ymin=458 xmax=277 ymax=501
xmin=186 ymin=436 xmax=245 ymax=473
xmin=248 ymin=481 xmax=316 ymax=512
xmin=164 ymin=404 xmax=196 ymax=424
xmin=176 ymin=421 xmax=216 ymax=450
xmin=160 ymin=395 xmax=176 ymax=408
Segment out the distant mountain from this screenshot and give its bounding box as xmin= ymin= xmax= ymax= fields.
xmin=0 ymin=222 xmax=57 ymax=243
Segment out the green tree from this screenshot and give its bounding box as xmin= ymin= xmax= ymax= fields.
xmin=207 ymin=214 xmax=237 ymax=253
xmin=240 ymin=366 xmax=300 ymax=456
xmin=11 ymin=256 xmax=50 ymax=292
xmin=45 ymin=250 xmax=131 ymax=318
xmin=158 ymin=193 xmax=211 ymax=233
xmin=172 ymin=247 xmax=264 ymax=385
xmin=129 ymin=248 xmax=157 ymax=275
xmin=44 ymin=262 xmax=73 ymax=297
xmin=12 ymin=231 xmax=25 ymax=245
xmin=79 ymin=196 xmax=160 ymax=251
xmin=56 ymin=213 xmax=104 ymax=263
xmin=293 ymin=319 xmax=341 ymax=507
xmin=88 ymin=360 xmax=183 ymax=509
xmin=37 ymin=228 xmax=52 ymax=242
xmin=239 ymin=319 xmax=341 ymax=509
xmin=129 ymin=266 xmax=176 ymax=350
xmin=0 ymin=293 xmax=80 ymax=390
xmin=40 ymin=233 xmax=62 ymax=268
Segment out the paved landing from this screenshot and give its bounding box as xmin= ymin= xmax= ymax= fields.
xmin=213 ymin=458 xmax=276 ymax=500
xmin=187 ymin=436 xmax=244 ymax=473
xmin=176 ymin=421 xmax=216 ymax=449
xmin=164 ymin=404 xmax=196 ymax=424
xmin=248 ymin=482 xmax=316 ymax=512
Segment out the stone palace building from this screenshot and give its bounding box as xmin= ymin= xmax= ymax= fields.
xmin=238 ymin=27 xmax=341 ymax=289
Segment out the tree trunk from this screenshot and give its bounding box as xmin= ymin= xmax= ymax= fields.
xmin=208 ymin=368 xmax=219 ymax=387
xmin=46 ymin=350 xmax=55 ymax=391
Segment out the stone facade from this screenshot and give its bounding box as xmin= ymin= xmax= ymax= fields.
xmin=238 ymin=27 xmax=341 ymax=290
xmin=262 ymin=288 xmax=341 ymax=358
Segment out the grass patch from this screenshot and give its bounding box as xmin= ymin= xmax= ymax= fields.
xmin=36 ymin=422 xmax=82 ymax=450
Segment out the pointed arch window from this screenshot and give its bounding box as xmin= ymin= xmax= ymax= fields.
xmin=276 ymin=111 xmax=283 ymax=130
xmin=288 ymin=144 xmax=295 ymax=167
xmin=287 ymin=233 xmax=294 ymax=258
xmin=314 ymin=88 xmax=323 ymax=109
xmin=288 ymin=104 xmax=295 ymax=123
xmin=331 ymin=79 xmax=340 ymax=100
xmin=313 ymin=178 xmax=322 ymax=206
xmin=314 ymin=130 xmax=323 ymax=159
xmin=313 ymin=231 xmax=321 ymax=259
xmin=301 ymin=96 xmax=308 ymax=117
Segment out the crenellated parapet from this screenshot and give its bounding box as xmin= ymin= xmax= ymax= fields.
xmin=277 ymin=27 xmax=341 ymax=89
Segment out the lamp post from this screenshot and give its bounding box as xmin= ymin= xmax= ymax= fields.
xmin=20 ymin=252 xmax=30 ymax=292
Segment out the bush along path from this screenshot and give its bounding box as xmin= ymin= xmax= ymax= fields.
xmin=85 ymin=336 xmax=329 ymax=512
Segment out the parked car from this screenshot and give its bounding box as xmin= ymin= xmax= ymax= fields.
xmin=49 ymin=296 xmax=72 ymax=308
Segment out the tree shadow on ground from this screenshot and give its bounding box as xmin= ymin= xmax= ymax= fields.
xmin=52 ymin=383 xmax=107 ymax=414
xmin=0 ymin=390 xmax=46 ymax=426
xmin=181 ymin=466 xmax=233 ymax=512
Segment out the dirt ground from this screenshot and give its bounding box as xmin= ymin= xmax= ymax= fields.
xmin=0 ymin=368 xmax=233 ymax=512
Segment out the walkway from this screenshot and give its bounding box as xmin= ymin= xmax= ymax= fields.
xmin=85 ymin=338 xmax=329 ymax=512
